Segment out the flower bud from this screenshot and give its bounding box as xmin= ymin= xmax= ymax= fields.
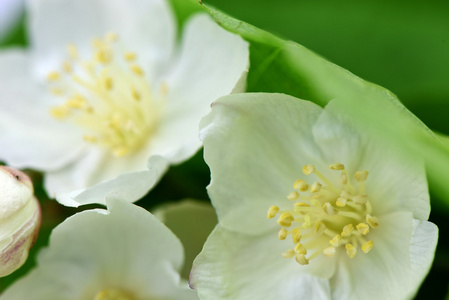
xmin=0 ymin=166 xmax=41 ymax=277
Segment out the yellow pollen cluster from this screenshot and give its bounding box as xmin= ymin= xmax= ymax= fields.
xmin=94 ymin=288 xmax=136 ymax=300
xmin=47 ymin=32 xmax=166 ymax=157
xmin=267 ymin=163 xmax=379 ymax=266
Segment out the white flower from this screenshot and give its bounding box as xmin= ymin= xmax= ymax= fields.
xmin=0 ymin=166 xmax=40 ymax=277
xmin=0 ymin=0 xmax=249 ymax=207
xmin=190 ymin=93 xmax=438 ymax=300
xmin=0 ymin=198 xmax=198 ymax=300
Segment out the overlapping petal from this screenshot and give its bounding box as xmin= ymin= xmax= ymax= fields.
xmin=200 ymin=93 xmax=322 ymax=235
xmin=0 ymin=198 xmax=197 ymax=299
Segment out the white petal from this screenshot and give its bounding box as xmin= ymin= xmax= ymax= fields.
xmin=158 ymin=14 xmax=249 ymax=164
xmin=405 ymin=220 xmax=438 ymax=299
xmin=29 ymin=0 xmax=176 ymax=77
xmin=191 ymin=225 xmax=332 ymax=300
xmin=313 ymin=100 xmax=430 ymax=220
xmin=0 ymin=49 xmax=83 ymax=170
xmin=50 ymin=154 xmax=169 ymax=207
xmin=0 ymin=198 xmax=186 ymax=299
xmin=199 ymin=93 xmax=323 ymax=235
xmin=153 ymin=200 xmax=218 ymax=279
xmin=331 ymin=211 xmax=414 ymax=300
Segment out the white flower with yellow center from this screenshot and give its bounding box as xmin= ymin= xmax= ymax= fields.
xmin=190 ymin=93 xmax=438 ymax=300
xmin=0 ymin=198 xmax=198 ymax=300
xmin=0 ymin=0 xmax=249 ymax=206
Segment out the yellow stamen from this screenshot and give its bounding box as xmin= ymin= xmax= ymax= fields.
xmin=124 ymin=52 xmax=137 ymax=61
xmin=345 ymin=243 xmax=357 ymax=258
xmin=292 ymin=229 xmax=301 ymax=244
xmin=362 ymin=240 xmax=374 ymax=253
xmin=293 ymin=179 xmax=309 ymax=191
xmin=302 ymin=164 xmax=315 ymax=175
xmin=355 ymin=170 xmax=369 ymax=182
xmin=323 ymin=246 xmax=336 ymax=257
xmin=277 ymin=213 xmax=294 ymax=227
xmin=366 ymin=214 xmax=379 ymax=228
xmin=295 ymin=253 xmax=309 ymax=265
xmin=356 ymin=223 xmax=370 ymax=235
xmin=341 ymin=224 xmax=354 ymax=237
xmin=282 ymin=249 xmax=296 ymax=258
xmin=267 ymin=206 xmax=279 ymax=219
xmin=47 ymin=71 xmax=60 ymax=81
xmin=130 ymin=64 xmax=144 ymax=76
xmin=278 ymin=228 xmax=288 ymax=240
xmin=287 ymin=191 xmax=299 ymax=201
xmin=329 ymin=162 xmax=345 ymax=170
xmin=310 ymin=181 xmax=322 ymax=193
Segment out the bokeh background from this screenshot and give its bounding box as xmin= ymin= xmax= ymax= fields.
xmin=1 ymin=0 xmax=448 ymax=298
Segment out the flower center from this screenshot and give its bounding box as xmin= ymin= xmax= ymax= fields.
xmin=267 ymin=162 xmax=379 ymax=265
xmin=46 ymin=32 xmax=165 ymax=157
xmin=94 ymin=288 xmax=136 ymax=300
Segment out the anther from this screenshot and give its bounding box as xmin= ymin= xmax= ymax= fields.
xmin=50 ymin=106 xmax=69 ymax=119
xmin=341 ymin=224 xmax=354 ymax=237
xmin=282 ymin=249 xmax=295 ymax=258
xmin=130 ymin=65 xmax=144 ymax=76
xmin=294 ymin=243 xmax=307 ymax=255
xmin=96 ymin=49 xmax=113 ymax=64
xmin=310 ymin=182 xmax=322 ymax=193
xmin=295 ymin=253 xmax=309 ymax=265
xmin=323 ymin=202 xmax=337 ymax=215
xmin=124 ymin=52 xmax=137 ymax=61
xmin=356 ymin=223 xmax=370 ymax=235
xmin=323 ymin=246 xmax=336 ymax=257
xmin=353 ymin=194 xmax=368 ymax=204
xmin=63 ymin=61 xmax=72 ymax=73
xmin=292 ymin=229 xmax=301 ymax=244
xmin=345 ymin=243 xmax=357 ymax=258
xmin=329 ymin=234 xmax=342 ymax=247
xmin=105 ymin=32 xmax=118 ymax=42
xmin=266 ymin=205 xmax=279 ymax=219
xmin=47 ymin=71 xmax=60 ymax=81
xmin=83 ymin=135 xmax=98 ymax=143
xmin=278 ymin=228 xmax=288 ymax=240
xmin=329 ymin=162 xmax=345 ymax=170
xmin=335 ymin=197 xmax=347 ymax=207
xmin=294 ymin=202 xmax=310 ymax=212
xmin=131 ymin=86 xmax=141 ymax=101
xmin=362 ymin=240 xmax=374 ymax=253
xmin=314 ymin=221 xmax=326 ymax=234
xmin=293 ymin=179 xmax=309 ymax=192
xmin=366 ymin=214 xmax=379 ymax=228
xmin=302 ymin=164 xmax=315 ymax=175
xmin=67 ymin=44 xmax=78 ymax=59
xmin=355 ymin=170 xmax=369 ymax=182
xmin=287 ymin=191 xmax=299 ymax=201
xmin=277 ymin=213 xmax=294 ymax=227
xmin=104 ymin=77 xmax=114 ymax=90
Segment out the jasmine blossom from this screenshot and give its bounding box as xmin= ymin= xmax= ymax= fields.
xmin=0 ymin=0 xmax=249 ymax=207
xmin=0 ymin=198 xmax=197 ymax=299
xmin=190 ymin=93 xmax=438 ymax=300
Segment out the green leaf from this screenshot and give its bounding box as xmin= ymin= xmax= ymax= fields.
xmin=199 ymin=4 xmax=449 ymax=210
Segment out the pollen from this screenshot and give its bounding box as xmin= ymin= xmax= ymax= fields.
xmin=95 ymin=288 xmax=136 ymax=300
xmin=46 ymin=32 xmax=165 ymax=157
xmin=267 ymin=163 xmax=379 ymax=266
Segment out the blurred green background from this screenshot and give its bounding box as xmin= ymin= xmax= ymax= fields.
xmin=1 ymin=0 xmax=449 ymax=298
